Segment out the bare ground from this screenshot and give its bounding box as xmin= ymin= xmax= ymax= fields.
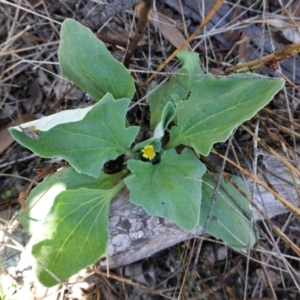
xmin=1 ymin=0 xmax=300 ymax=299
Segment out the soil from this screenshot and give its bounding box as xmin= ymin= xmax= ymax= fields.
xmin=1 ymin=0 xmax=300 ymax=299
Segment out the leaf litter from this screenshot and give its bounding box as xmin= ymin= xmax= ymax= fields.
xmin=0 ymin=0 xmax=300 ymax=299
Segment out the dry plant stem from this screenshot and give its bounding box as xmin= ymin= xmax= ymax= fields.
xmin=0 ymin=106 xmax=34 ymax=139
xmin=240 ymin=124 xmax=300 ymax=182
xmin=211 ymin=150 xmax=300 ymax=258
xmin=0 ymin=24 xmax=32 ymax=54
xmin=82 ymin=0 xmax=139 ymax=30
xmin=224 ymin=42 xmax=300 ymax=74
xmin=275 ymin=68 xmax=300 ymax=93
xmin=255 ymin=115 xmax=300 ymax=138
xmin=272 ymin=226 xmax=300 ymax=258
xmin=195 ymin=271 xmax=214 ymax=297
xmin=280 ymin=142 xmax=300 ymax=201
xmin=143 ymin=0 xmax=224 ymax=86
xmin=0 ymin=153 xmax=37 ymax=169
xmin=185 ymin=131 xmax=234 ymax=296
xmin=124 ymin=0 xmax=153 ymax=67
xmin=93 ymin=268 xmax=174 ymax=300
xmin=259 ymin=252 xmax=277 ymax=300
xmin=0 ymin=0 xmax=61 ymax=25
xmin=278 ymin=0 xmax=300 ymax=38
xmin=222 ymin=124 xmax=300 ymax=218
xmin=0 ymin=45 xmax=42 ymax=56
xmin=203 ymin=258 xmax=240 ymax=300
xmin=263 ymin=107 xmax=300 ymax=130
xmin=196 ymin=261 xmax=241 ymax=298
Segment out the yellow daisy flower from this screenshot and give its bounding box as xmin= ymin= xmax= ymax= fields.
xmin=141 ymin=145 xmax=156 ymax=160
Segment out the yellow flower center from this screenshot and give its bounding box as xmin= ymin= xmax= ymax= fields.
xmin=141 ymin=145 xmax=156 ymax=160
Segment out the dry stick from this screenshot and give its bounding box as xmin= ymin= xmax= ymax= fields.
xmin=259 ymin=252 xmax=278 ymax=300
xmin=0 ymin=24 xmax=32 ymax=54
xmin=184 ymin=132 xmax=235 ymax=297
xmin=0 ymin=0 xmax=61 ymax=25
xmin=243 ymin=120 xmax=300 ymax=203
xmin=280 ymin=141 xmax=300 ymax=202
xmin=278 ymin=0 xmax=300 ymax=38
xmin=142 ymin=0 xmax=224 ymax=87
xmin=199 ymin=262 xmax=242 ymax=299
xmin=224 ymin=42 xmax=300 ymax=74
xmin=211 ymin=150 xmax=300 ymax=258
xmin=275 ymin=68 xmax=300 ymax=93
xmin=255 ymin=114 xmax=300 ymax=138
xmin=0 ymin=154 xmax=37 ymax=169
xmin=203 ymin=258 xmax=240 ymax=300
xmin=93 ymin=268 xmax=174 ymax=300
xmin=240 ymin=124 xmax=300 ymax=182
xmin=0 ymin=45 xmax=42 ymax=56
xmin=204 ymin=154 xmax=300 ymax=273
xmin=263 ymin=107 xmax=300 ymax=129
xmin=124 ymin=0 xmax=153 ymax=67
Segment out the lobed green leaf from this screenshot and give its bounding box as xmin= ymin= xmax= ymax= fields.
xmin=10 ymin=94 xmax=139 ymax=178
xmin=167 ymin=75 xmax=284 ymax=154
xmin=125 ymin=148 xmax=206 ymax=231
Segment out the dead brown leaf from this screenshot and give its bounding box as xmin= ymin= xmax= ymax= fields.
xmin=0 ymin=114 xmax=35 ymax=155
xmin=151 ymin=12 xmax=189 ymax=50
xmin=256 ymin=268 xmax=282 ymax=287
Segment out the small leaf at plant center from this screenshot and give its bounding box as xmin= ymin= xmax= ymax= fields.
xmin=134 ymin=102 xmax=175 ymax=151
xmin=148 ymin=51 xmax=202 ymax=129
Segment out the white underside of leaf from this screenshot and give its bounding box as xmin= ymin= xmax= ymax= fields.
xmin=12 ymin=105 xmax=92 ymax=132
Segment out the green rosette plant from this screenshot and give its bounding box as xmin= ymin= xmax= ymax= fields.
xmin=9 ymin=18 xmax=284 ymax=287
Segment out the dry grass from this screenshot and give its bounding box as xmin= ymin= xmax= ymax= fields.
xmin=0 ymin=0 xmax=300 ymax=299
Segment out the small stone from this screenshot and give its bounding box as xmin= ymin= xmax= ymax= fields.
xmin=217 ymin=246 xmax=228 ymax=261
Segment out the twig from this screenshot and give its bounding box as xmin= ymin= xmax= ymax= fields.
xmin=0 ymin=153 xmax=37 ymax=169
xmin=187 ymin=131 xmax=235 ymax=295
xmin=224 ymin=42 xmax=300 ymax=74
xmin=211 ymin=150 xmax=300 ymax=258
xmin=124 ymin=0 xmax=153 ymax=67
xmin=142 ymin=0 xmax=224 ymax=86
